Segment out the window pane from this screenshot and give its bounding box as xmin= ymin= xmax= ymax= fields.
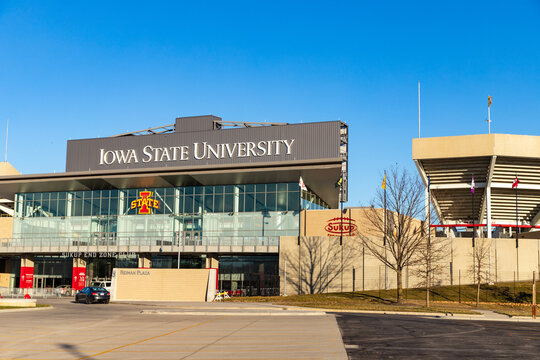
xmin=256 ymin=184 xmax=266 ymax=193
xmin=288 ymin=191 xmax=299 ymax=211
xmin=83 ymin=193 xmax=92 ymax=216
xmin=109 ymin=197 xmax=118 ymax=216
xmin=204 ymin=194 xmax=213 ymax=212
xmin=238 ymin=193 xmax=244 ymax=212
xmin=266 ymin=192 xmax=276 ymax=211
xmin=73 ymin=193 xmax=83 ymax=216
xmin=256 ymin=193 xmax=265 ymax=211
xmin=244 ymin=193 xmax=255 ymax=212
xmin=184 ymin=195 xmax=194 ymax=214
xmin=277 ymin=192 xmax=287 ymax=211
xmin=99 ymin=196 xmax=109 ymax=216
xmin=214 ymin=194 xmax=224 ymax=213
xmin=224 ymin=194 xmax=234 ymax=213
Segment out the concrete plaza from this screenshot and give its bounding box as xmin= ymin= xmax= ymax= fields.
xmin=0 ymin=299 xmax=347 ymax=360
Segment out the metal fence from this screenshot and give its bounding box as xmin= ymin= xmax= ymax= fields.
xmin=0 ymin=287 xmax=65 ymax=299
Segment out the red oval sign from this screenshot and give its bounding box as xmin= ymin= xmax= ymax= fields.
xmin=325 ymin=217 xmax=357 ymax=235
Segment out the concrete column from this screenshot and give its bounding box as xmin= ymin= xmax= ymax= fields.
xmin=138 ymin=254 xmax=152 ymax=269
xmin=72 ymin=257 xmax=87 ymax=291
xmin=205 ymin=255 xmax=219 ymax=269
xmin=486 ymin=185 xmax=492 ymax=238
xmin=425 ymin=187 xmax=429 ymax=223
xmin=19 ymin=254 xmax=34 ymax=288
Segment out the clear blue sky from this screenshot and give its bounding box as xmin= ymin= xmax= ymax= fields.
xmin=0 ymin=1 xmax=539 ymax=206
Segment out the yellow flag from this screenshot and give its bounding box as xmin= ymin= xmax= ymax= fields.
xmin=488 ymin=96 xmax=492 ymax=107
xmin=382 ymin=174 xmax=386 ymax=190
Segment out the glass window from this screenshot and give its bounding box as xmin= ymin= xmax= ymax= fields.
xmin=244 ymin=193 xmax=255 ymax=212
xmin=288 ymin=191 xmax=299 ymax=211
xmin=57 ymin=198 xmax=66 ymax=217
xmin=73 ymin=193 xmax=83 ymax=216
xmin=245 ymin=184 xmax=255 ymax=193
xmin=184 ymin=187 xmax=193 ymax=195
xmin=109 ymin=197 xmax=118 ymax=216
xmin=204 ymin=194 xmax=214 ymax=212
xmin=266 ymin=192 xmax=276 ymax=211
xmin=224 ymin=193 xmax=234 ymax=213
xmin=267 ymin=183 xmax=276 ymax=192
xmin=195 ymin=187 xmax=203 ymax=195
xmin=255 ymin=184 xmax=266 ymax=193
xmin=214 ymin=193 xmax=224 ymax=213
xmin=204 ymin=186 xmax=214 ymax=195
xmin=224 ymin=185 xmax=234 ymax=194
xmin=194 ymin=195 xmax=203 ymax=213
xmin=277 ymin=192 xmax=287 ymax=211
xmin=238 ymin=193 xmax=244 ymax=212
xmin=256 ymin=193 xmax=265 ymax=211
xmin=184 ymin=195 xmax=194 ymax=214
xmin=163 ymin=196 xmax=175 ymax=214
xmin=83 ymin=193 xmax=92 ymax=216
xmin=99 ymin=196 xmax=110 ymax=216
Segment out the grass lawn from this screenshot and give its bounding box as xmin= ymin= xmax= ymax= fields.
xmin=0 ymin=304 xmax=50 ymax=310
xmin=226 ymin=281 xmax=539 ymax=317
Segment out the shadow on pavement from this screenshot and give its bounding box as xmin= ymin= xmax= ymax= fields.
xmin=58 ymin=343 xmax=96 ymax=360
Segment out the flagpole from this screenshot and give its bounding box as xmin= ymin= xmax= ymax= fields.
xmin=383 ymin=171 xmax=387 ymax=247
xmin=487 ymin=96 xmax=491 ymax=134
xmin=515 ymin=183 xmax=519 ymax=249
xmin=340 ymin=175 xmax=343 ymax=246
xmin=298 ymin=187 xmax=302 ymax=246
xmin=472 ymin=180 xmax=475 ymax=248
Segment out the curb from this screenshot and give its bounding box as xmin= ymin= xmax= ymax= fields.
xmin=140 ymin=310 xmax=326 ymax=316
xmin=0 ymin=306 xmax=53 ymax=314
xmin=306 ymin=307 xmax=539 ymax=322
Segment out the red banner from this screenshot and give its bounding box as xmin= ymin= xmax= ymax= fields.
xmin=72 ymin=267 xmax=87 ymax=290
xmin=20 ymin=266 xmax=34 ymax=288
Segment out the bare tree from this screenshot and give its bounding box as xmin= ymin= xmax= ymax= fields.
xmin=411 ymin=232 xmax=449 ymax=307
xmin=282 ymin=236 xmax=358 ymax=294
xmin=469 ymin=238 xmax=491 ymax=307
xmin=359 ymin=167 xmax=425 ymax=303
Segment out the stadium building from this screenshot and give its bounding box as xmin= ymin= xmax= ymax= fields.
xmin=0 ymin=115 xmax=348 ymax=295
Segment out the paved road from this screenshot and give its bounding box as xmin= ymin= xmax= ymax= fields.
xmin=0 ymin=299 xmax=347 ymax=359
xmin=334 ymin=312 xmax=540 ymax=359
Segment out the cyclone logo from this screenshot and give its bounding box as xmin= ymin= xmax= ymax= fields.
xmin=325 ymin=217 xmax=357 ymax=236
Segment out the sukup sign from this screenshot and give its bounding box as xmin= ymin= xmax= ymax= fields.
xmin=131 ymin=191 xmax=160 ymax=214
xmin=325 ymin=217 xmax=357 ymax=236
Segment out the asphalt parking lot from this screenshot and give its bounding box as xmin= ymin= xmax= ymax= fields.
xmin=334 ymin=312 xmax=540 ymax=359
xmin=0 ymin=298 xmax=347 ymax=359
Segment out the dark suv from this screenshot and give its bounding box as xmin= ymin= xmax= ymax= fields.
xmin=75 ymin=287 xmax=110 ymax=304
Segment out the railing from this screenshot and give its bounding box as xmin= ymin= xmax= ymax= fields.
xmin=0 ymin=287 xmax=63 ymax=299
xmin=0 ymin=235 xmax=280 ymax=254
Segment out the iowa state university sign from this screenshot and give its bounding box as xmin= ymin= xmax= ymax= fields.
xmin=98 ymin=140 xmax=295 ymax=166
xmin=65 ymin=121 xmax=342 ymax=172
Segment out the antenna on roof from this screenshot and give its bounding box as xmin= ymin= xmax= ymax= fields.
xmin=418 ymin=81 xmax=421 ymax=138
xmin=4 ymin=118 xmax=8 ymax=162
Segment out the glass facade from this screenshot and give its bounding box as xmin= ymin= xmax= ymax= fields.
xmin=218 ymin=255 xmax=280 ymax=296
xmin=12 ymin=183 xmax=328 ymax=246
